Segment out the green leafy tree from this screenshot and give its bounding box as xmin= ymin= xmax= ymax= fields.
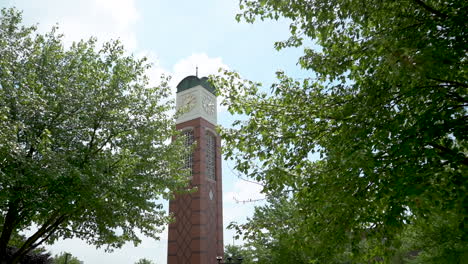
xmin=134 ymin=258 xmax=154 ymax=264
xmin=224 ymin=244 xmax=255 ymax=264
xmin=53 ymin=252 xmax=81 ymax=264
xmin=215 ymin=0 xmax=467 ymax=262
xmin=224 ymin=244 xmax=243 ymax=260
xmin=0 ymin=8 xmax=189 ymax=264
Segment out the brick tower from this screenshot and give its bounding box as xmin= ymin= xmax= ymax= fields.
xmin=168 ymin=76 xmax=223 ymax=264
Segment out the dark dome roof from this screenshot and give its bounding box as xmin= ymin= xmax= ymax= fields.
xmin=176 ymin=75 xmax=216 ymax=94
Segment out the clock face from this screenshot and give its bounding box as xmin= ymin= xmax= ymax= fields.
xmin=182 ymin=94 xmax=196 ymax=111
xmin=202 ymin=95 xmax=215 ymax=116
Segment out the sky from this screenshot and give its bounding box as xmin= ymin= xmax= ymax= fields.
xmin=1 ymin=1 xmax=308 ymax=263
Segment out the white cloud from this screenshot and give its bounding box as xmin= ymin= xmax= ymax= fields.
xmin=11 ymin=0 xmax=139 ymax=50
xmin=223 ymin=178 xmax=265 ymax=225
xmin=172 ymin=53 xmax=228 ymax=86
xmin=137 ymin=50 xmax=171 ymax=87
xmin=224 ymin=178 xmax=265 ymax=205
xmin=94 ymin=0 xmax=139 ymax=28
xmin=222 ymin=178 xmax=265 ymax=246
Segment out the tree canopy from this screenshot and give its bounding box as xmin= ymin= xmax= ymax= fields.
xmin=224 ymin=244 xmax=255 ymax=264
xmin=215 ymin=0 xmax=467 ymax=262
xmin=0 ymin=8 xmax=188 ymax=264
xmin=134 ymin=258 xmax=155 ymax=264
xmin=52 ymin=252 xmax=81 ymax=264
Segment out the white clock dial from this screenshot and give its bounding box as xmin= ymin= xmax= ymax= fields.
xmin=202 ymin=96 xmax=215 ymax=116
xmin=182 ymin=94 xmax=196 ymax=111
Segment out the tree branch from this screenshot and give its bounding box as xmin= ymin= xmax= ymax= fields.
xmin=10 ymin=212 xmax=68 ymax=263
xmin=412 ymin=0 xmax=448 ymax=19
xmin=428 ymin=142 xmax=468 ymax=166
xmin=430 ymin=78 xmax=468 ymax=88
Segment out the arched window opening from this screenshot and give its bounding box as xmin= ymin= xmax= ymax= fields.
xmin=183 ymin=129 xmax=194 ymax=176
xmin=206 ymin=131 xmax=216 ymax=181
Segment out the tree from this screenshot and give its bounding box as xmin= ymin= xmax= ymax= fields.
xmin=224 ymin=244 xmax=243 ymax=260
xmin=228 ymin=196 xmax=331 ymax=264
xmin=53 ymin=252 xmax=81 ymax=264
xmin=224 ymin=244 xmax=255 ymax=264
xmin=134 ymin=258 xmax=154 ymax=264
xmin=0 ymin=8 xmax=189 ymax=264
xmin=214 ymin=0 xmax=467 ymax=262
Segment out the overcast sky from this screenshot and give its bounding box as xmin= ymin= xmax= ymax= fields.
xmin=2 ymin=1 xmax=307 ymax=263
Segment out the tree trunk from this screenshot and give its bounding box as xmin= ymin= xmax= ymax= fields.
xmin=0 ymin=200 xmax=19 ymax=264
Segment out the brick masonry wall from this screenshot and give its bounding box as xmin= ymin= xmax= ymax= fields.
xmin=168 ymin=118 xmax=223 ymax=264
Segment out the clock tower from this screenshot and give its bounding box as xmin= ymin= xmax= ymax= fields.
xmin=167 ymin=76 xmax=223 ymax=264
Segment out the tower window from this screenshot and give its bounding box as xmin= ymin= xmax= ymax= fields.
xmin=206 ymin=131 xmax=216 ymax=180
xmin=183 ymin=129 xmax=194 ymax=175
